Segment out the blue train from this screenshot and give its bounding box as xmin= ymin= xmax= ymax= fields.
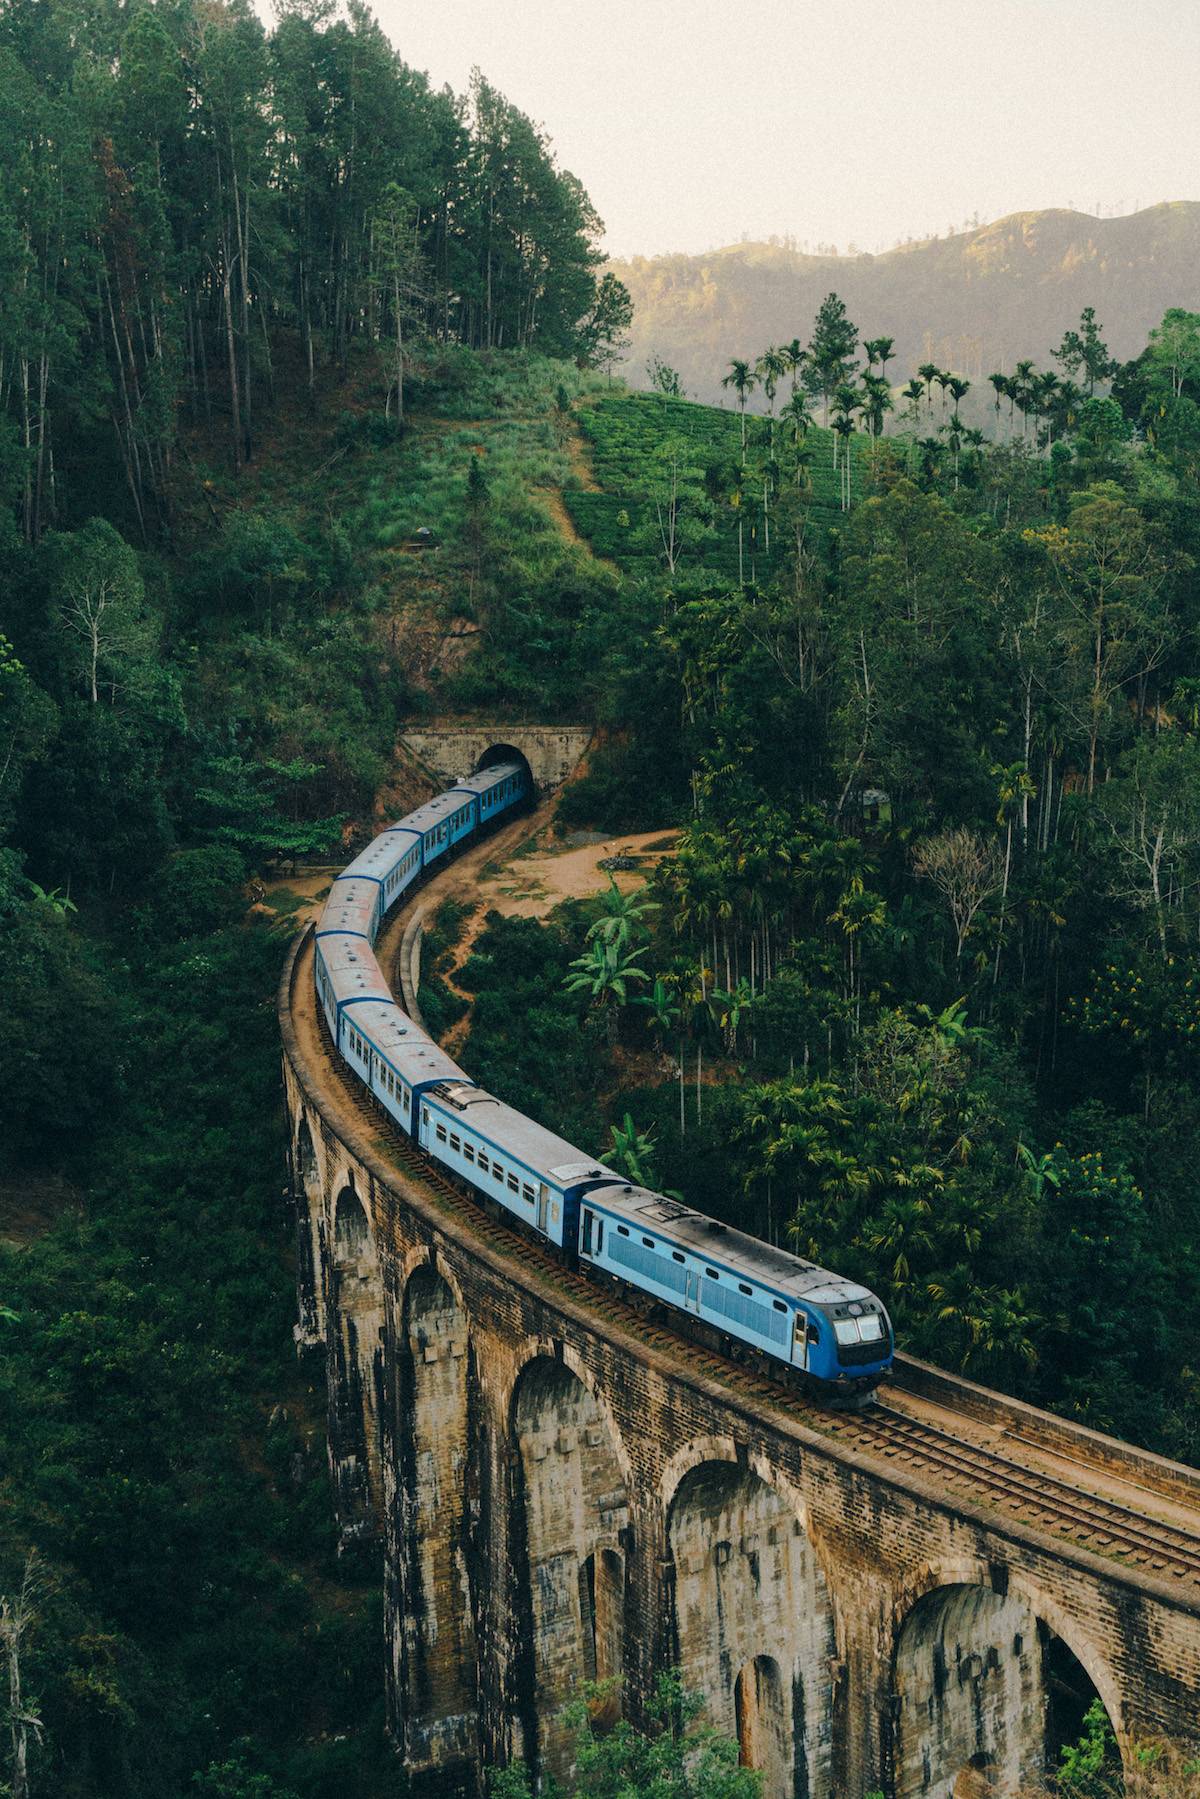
xmin=313 ymin=759 xmax=893 ymax=1402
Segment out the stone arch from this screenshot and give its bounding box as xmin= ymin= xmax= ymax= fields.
xmin=293 ymin=1114 xmax=325 ymax=1346
xmin=391 ymin=1261 xmax=478 ymax=1774
xmin=511 ymin=1354 xmax=630 ymax=1781
xmin=735 ymin=1655 xmax=791 ymax=1799
xmin=890 ymin=1575 xmax=1122 ymax=1799
xmin=667 ymin=1457 xmax=834 ymax=1799
xmin=475 ymin=742 xmax=535 ymax=791
xmin=328 ymin=1181 xmax=385 ymax=1543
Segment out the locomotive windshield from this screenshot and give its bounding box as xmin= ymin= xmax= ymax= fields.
xmin=834 ymin=1312 xmax=885 ymax=1345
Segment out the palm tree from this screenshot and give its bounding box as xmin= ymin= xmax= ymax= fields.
xmin=756 ymin=346 xmax=788 ymax=420
xmin=861 ymin=373 xmax=894 ymax=438
xmin=900 ymin=378 xmax=924 ymax=434
xmin=916 ymin=436 xmax=944 ymax=486
xmin=1033 ymin=370 xmax=1060 ymax=447
xmin=917 ymin=361 xmax=940 ymax=420
xmin=721 ymin=359 xmax=757 ymax=457
xmin=832 ymin=383 xmax=860 ymax=468
xmin=832 ymin=413 xmax=856 ymax=508
xmin=635 ymin=975 xmax=680 ymax=1048
xmin=872 ymin=335 xmax=895 ymax=387
xmin=782 ymin=338 xmax=807 ymax=394
xmin=987 ymin=371 xmax=1008 ymax=438
xmin=710 ymin=977 xmax=757 ymax=1053
xmin=782 ymin=388 xmax=814 ymax=442
xmin=564 ymin=939 xmax=649 ymax=1042
xmin=586 ymin=874 xmax=659 ymax=951
xmin=944 ymin=376 xmax=970 ymax=486
xmin=1012 ymin=359 xmax=1036 ymax=437
xmin=608 ymin=1112 xmax=659 ymax=1187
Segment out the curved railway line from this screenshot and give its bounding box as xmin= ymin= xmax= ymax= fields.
xmin=286 ymin=805 xmax=1200 ymax=1609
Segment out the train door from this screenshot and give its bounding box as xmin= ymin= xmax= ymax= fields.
xmin=791 ymin=1310 xmax=808 ymax=1370
xmin=684 ymin=1269 xmax=701 ymax=1313
xmin=537 ymin=1184 xmax=551 ymax=1235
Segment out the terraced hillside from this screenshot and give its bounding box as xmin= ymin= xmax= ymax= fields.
xmin=565 ymin=390 xmax=879 ymax=579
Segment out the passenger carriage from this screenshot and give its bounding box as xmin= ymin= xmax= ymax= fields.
xmin=453 ymin=761 xmax=528 ymax=825
xmin=419 ymin=1079 xmax=617 ymax=1250
xmin=403 ymin=790 xmax=480 ymax=871
xmin=342 ymin=1002 xmax=468 ymax=1137
xmin=313 ymin=933 xmax=395 ymax=1048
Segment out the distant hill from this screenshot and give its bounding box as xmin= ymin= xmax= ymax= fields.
xmin=610 ymin=203 xmax=1200 ymax=408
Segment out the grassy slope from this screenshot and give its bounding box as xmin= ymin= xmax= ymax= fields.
xmin=565 ymin=389 xmax=877 ymax=580
xmin=182 ymin=344 xmax=616 ymax=724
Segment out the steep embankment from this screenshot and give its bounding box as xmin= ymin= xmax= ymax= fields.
xmin=611 ymin=202 xmax=1200 ymax=405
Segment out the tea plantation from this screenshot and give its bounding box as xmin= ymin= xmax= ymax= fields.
xmin=565 ymin=390 xmax=878 ymax=579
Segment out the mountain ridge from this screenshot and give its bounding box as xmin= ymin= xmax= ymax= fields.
xmin=609 ymin=202 xmax=1200 ymax=405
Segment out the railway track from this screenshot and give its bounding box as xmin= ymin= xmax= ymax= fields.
xmin=309 ymin=980 xmax=1200 ymax=1591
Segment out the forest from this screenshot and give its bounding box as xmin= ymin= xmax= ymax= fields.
xmin=1 ymin=0 xmax=1200 ymax=1790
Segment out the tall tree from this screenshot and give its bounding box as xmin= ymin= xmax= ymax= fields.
xmin=806 ymin=292 xmax=859 ymax=426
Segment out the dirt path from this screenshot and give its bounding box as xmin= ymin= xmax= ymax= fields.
xmin=432 ymin=822 xmax=678 ymax=1056
xmin=538 ymin=484 xmax=588 ymax=547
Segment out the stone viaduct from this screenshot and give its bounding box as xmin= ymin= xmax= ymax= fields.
xmin=279 ymin=762 xmax=1200 ymax=1799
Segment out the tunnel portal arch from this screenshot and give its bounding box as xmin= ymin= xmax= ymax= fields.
xmin=475 ymin=742 xmax=535 ymax=791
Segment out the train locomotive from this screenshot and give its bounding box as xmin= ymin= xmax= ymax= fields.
xmin=312 ymin=758 xmax=894 ymax=1403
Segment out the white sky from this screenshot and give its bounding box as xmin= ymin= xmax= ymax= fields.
xmin=364 ymin=0 xmax=1200 ymax=258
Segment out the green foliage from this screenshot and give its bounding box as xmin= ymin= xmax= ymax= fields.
xmin=565 ymin=391 xmax=874 ymax=577
xmin=1057 ymin=1699 xmax=1121 ymax=1797
xmin=495 ymin=1672 xmax=762 ymax=1799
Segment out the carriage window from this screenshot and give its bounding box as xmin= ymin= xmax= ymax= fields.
xmin=450 ymin=1134 xmax=460 ymax=1153
xmin=834 ymin=1319 xmax=860 ymax=1345
xmin=522 ymin=1184 xmax=535 ymax=1202
xmin=436 ymin=1125 xmax=447 ymax=1143
xmin=672 ymin=1251 xmax=685 ymax=1263
xmin=422 ymin=1108 xmax=429 ymax=1126
xmin=507 ymin=1173 xmax=519 ymax=1193
xmin=859 ymin=1313 xmax=884 ymax=1341
xmin=739 ymin=1282 xmax=753 ymax=1296
xmin=400 ymin=1090 xmax=409 ymax=1111
xmin=464 ymin=1144 xmax=475 ymax=1163
xmin=493 ymin=1164 xmax=504 ymax=1184
xmin=642 ymin=1236 xmax=655 ymax=1249
xmin=477 ymin=1153 xmax=488 ymax=1172
xmin=773 ymin=1299 xmax=787 ymax=1313
xmin=616 ymin=1225 xmax=629 ymax=1237
xmin=705 ymin=1267 xmax=719 ymax=1280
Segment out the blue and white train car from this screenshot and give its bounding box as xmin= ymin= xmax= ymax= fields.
xmin=335 ymin=827 xmax=423 ymax=932
xmin=577 ymin=1183 xmax=893 ymax=1395
xmin=314 ymin=934 xmax=394 ymax=1046
xmin=403 ymin=790 xmax=479 ymax=872
xmin=341 ymin=1000 xmax=470 ymax=1136
xmin=317 ymin=876 xmax=381 ymax=944
xmin=453 ymin=761 xmax=528 ymax=828
xmin=419 ymin=1079 xmax=618 ymax=1249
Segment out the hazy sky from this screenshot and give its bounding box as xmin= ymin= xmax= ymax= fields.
xmin=368 ymin=0 xmax=1200 ymax=259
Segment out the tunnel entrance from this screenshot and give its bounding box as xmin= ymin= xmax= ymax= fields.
xmin=474 ymin=742 xmax=535 ymax=792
